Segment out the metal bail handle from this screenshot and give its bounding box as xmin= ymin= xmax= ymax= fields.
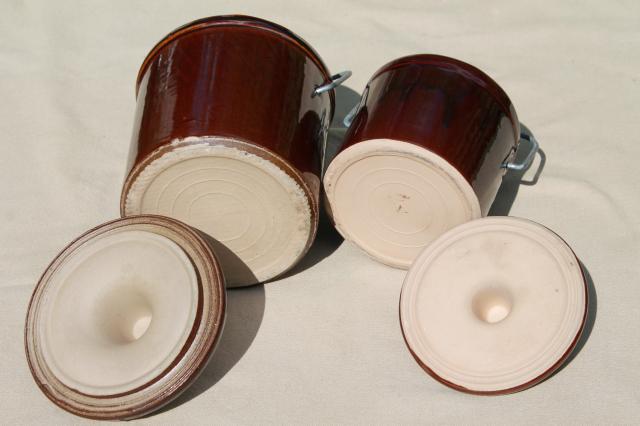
xmin=313 ymin=70 xmax=352 ymax=97
xmin=502 ymin=132 xmax=539 ymax=171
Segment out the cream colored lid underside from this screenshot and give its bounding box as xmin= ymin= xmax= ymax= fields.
xmin=400 ymin=217 xmax=586 ymax=392
xmin=124 ymin=137 xmax=313 ymax=286
xmin=40 ymin=229 xmax=198 ymax=396
xmin=324 ymin=139 xmax=481 ymax=268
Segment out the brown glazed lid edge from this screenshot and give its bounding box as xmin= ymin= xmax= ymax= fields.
xmin=24 ymin=215 xmax=226 ymax=420
xmin=369 ymin=54 xmax=520 ymax=135
xmin=135 ymin=15 xmax=335 ymax=108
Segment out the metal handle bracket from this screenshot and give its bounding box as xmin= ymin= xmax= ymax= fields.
xmin=343 ymin=103 xmax=359 ymax=127
xmin=313 ymin=70 xmax=352 ymax=97
xmin=501 ymin=132 xmax=539 ymax=171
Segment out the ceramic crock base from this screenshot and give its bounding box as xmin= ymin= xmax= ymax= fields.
xmin=400 ymin=217 xmax=587 ymax=394
xmin=323 ymin=139 xmax=481 ymax=268
xmin=123 ymin=137 xmax=315 ymax=286
xmin=25 ymin=216 xmax=225 ymax=419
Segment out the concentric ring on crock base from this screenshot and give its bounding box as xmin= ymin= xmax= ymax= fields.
xmin=24 ymin=215 xmax=226 ymax=420
xmin=323 ymin=139 xmax=481 ymax=268
xmin=399 ymin=216 xmax=588 ymax=395
xmin=122 ymin=137 xmax=318 ymax=287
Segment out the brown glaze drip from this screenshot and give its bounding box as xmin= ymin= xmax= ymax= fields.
xmin=342 ymin=54 xmax=520 ymax=183
xmin=125 ymin=15 xmax=333 ymax=192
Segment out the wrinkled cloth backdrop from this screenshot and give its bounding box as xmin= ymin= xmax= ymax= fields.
xmin=1 ymin=1 xmax=638 ymax=424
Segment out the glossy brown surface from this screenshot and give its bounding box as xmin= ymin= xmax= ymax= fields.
xmin=124 ymin=15 xmax=335 ymax=205
xmin=342 ymin=54 xmax=520 ymax=184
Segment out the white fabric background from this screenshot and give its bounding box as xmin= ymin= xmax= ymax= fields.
xmin=1 ymin=1 xmax=639 ymax=424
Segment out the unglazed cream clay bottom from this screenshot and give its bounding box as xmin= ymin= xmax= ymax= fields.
xmin=324 ymin=139 xmax=481 ymax=268
xmin=124 ymin=138 xmax=313 ymax=286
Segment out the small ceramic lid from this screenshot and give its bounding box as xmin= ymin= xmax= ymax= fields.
xmin=24 ymin=215 xmax=226 ymax=419
xmin=399 ymin=216 xmax=587 ymax=394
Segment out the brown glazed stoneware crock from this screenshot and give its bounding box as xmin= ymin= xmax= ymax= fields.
xmin=122 ymin=15 xmax=349 ymax=287
xmin=324 ymin=54 xmax=525 ymax=268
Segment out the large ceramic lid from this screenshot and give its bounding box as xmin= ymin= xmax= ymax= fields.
xmin=24 ymin=215 xmax=226 ymax=419
xmin=399 ymin=216 xmax=587 ymax=394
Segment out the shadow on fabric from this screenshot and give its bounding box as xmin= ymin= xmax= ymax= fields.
xmin=150 ymin=233 xmax=266 ymax=417
xmin=545 ymin=260 xmax=597 ymax=382
xmin=280 ymin=85 xmax=362 ymax=278
xmin=489 ymin=124 xmax=595 ymax=386
xmin=489 ymin=123 xmax=546 ymax=216
xmin=150 ymin=85 xmax=364 ymax=416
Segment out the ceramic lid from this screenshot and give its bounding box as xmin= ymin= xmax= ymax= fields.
xmin=399 ymin=216 xmax=588 ymax=394
xmin=24 ymin=215 xmax=226 ymax=419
